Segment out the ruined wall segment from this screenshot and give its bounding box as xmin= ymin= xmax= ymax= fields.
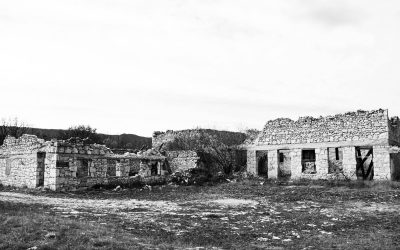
xmin=165 ymin=151 xmax=200 ymax=173
xmin=152 ymin=129 xmax=247 ymax=149
xmin=0 ymin=134 xmax=55 ymax=188
xmin=0 ymin=135 xmax=168 ymax=191
xmin=153 ymin=129 xmax=247 ymax=174
xmin=247 ymin=109 xmax=400 ymax=181
xmin=256 ymin=109 xmax=389 ymax=146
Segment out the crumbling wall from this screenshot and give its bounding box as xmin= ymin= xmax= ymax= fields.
xmin=152 ymin=129 xmax=246 ymax=149
xmin=256 ymin=109 xmax=389 ymax=146
xmin=248 ymin=145 xmax=393 ymax=181
xmin=0 ymin=135 xmax=167 ymax=191
xmin=117 ymin=158 xmax=140 ymax=176
xmin=51 ymin=141 xmax=115 ymax=190
xmin=0 ymin=135 xmax=55 ymax=188
xmin=165 ymin=150 xmax=200 ymax=173
xmin=138 ymin=159 xmax=168 ymax=177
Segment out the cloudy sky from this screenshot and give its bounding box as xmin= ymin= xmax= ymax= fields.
xmin=1 ymin=0 xmax=400 ymax=136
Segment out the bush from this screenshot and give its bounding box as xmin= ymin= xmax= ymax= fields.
xmin=162 ymin=130 xmax=246 ymax=176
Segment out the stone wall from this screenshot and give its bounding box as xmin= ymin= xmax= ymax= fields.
xmin=256 ymin=109 xmax=389 ymax=146
xmin=250 ymin=145 xmax=394 ymax=181
xmin=0 ymin=135 xmax=54 ymax=188
xmin=165 ymin=150 xmax=200 ymax=173
xmin=373 ymin=146 xmax=391 ymax=180
xmin=49 ymin=153 xmax=168 ymax=191
xmin=0 ymin=153 xmax=41 ymax=188
xmin=0 ymin=134 xmax=167 ymax=191
xmin=246 ymin=150 xmax=256 ymax=175
xmin=152 ymin=129 xmax=247 ymax=149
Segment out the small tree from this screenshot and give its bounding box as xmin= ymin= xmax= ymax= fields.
xmin=62 ymin=125 xmax=100 ymax=143
xmin=0 ymin=118 xmax=29 ymax=145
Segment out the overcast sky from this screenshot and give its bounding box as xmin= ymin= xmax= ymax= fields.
xmin=1 ymin=0 xmax=400 ymax=136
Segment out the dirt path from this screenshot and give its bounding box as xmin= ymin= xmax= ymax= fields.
xmin=0 ymin=192 xmax=262 ymax=222
xmin=0 ymin=191 xmax=182 ymax=220
xmin=2 ymin=187 xmax=400 ymax=249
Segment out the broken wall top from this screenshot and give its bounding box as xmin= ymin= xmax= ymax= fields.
xmin=152 ymin=129 xmax=247 ymax=150
xmin=0 ymin=134 xmax=113 ymax=156
xmin=55 ymin=137 xmax=113 ymax=155
xmin=109 ymin=148 xmax=166 ymax=161
xmin=254 ymin=109 xmax=390 ymax=146
xmin=0 ymin=134 xmax=51 ymax=155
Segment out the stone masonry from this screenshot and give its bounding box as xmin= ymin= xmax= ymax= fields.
xmin=247 ymin=109 xmax=400 ymax=181
xmin=165 ymin=150 xmax=201 ymax=173
xmin=0 ymin=135 xmax=167 ymax=191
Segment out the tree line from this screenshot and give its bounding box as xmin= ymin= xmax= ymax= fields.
xmin=0 ymin=118 xmax=151 ymax=150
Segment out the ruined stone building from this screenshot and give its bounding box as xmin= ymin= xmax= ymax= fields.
xmin=153 ymin=129 xmax=247 ymax=174
xmin=0 ymin=129 xmax=246 ymax=191
xmin=247 ymin=109 xmax=400 ymax=181
xmin=0 ymin=135 xmax=168 ymax=191
xmin=3 ymin=109 xmax=399 ymax=191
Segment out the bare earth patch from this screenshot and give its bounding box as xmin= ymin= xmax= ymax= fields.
xmin=210 ymin=198 xmax=258 ymax=207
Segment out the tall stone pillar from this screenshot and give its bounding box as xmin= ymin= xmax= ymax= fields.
xmin=342 ymin=146 xmax=357 ymax=180
xmin=290 ymin=149 xmax=302 ymax=179
xmin=267 ymin=150 xmax=278 ymax=179
xmin=373 ymin=146 xmax=391 ymax=180
xmin=246 ymin=150 xmax=257 ymax=175
xmin=45 ymin=152 xmax=58 ymax=190
xmin=316 ymin=148 xmax=329 ymax=178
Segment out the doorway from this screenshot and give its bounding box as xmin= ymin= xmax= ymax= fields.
xmin=256 ymin=151 xmax=268 ymax=177
xmin=355 ymin=147 xmax=374 ymax=180
xmin=278 ymin=149 xmax=291 ymax=179
xmin=77 ymin=159 xmax=89 ymax=187
xmin=37 ymin=152 xmax=46 ymax=187
xmin=151 ymin=162 xmax=158 ymax=176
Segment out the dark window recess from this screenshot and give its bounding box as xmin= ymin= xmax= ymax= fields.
xmin=77 ymin=159 xmax=89 ymax=178
xmin=151 ymin=163 xmax=158 ymax=176
xmin=56 ymin=161 xmax=69 ymax=168
xmin=257 ymin=151 xmax=268 ymax=177
xmin=302 ymin=149 xmax=316 ymax=174
xmin=335 ymin=148 xmax=339 ymax=160
xmin=107 ymin=165 xmax=116 ymax=177
xmin=279 ymin=153 xmax=284 ymax=163
xmin=129 ymin=170 xmax=138 ymax=176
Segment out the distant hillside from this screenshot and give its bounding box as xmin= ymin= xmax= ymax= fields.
xmin=26 ymin=128 xmax=152 ymax=150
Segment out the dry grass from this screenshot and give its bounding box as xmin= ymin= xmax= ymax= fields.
xmin=1 ymin=179 xmax=400 ymax=249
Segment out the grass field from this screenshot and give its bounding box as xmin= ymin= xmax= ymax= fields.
xmin=1 ymin=179 xmax=400 ymax=249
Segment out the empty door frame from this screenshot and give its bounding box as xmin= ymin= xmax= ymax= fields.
xmin=278 ymin=149 xmax=291 ymax=179
xmin=355 ymin=147 xmax=374 ymax=180
xmin=37 ymin=152 xmax=46 ymax=187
